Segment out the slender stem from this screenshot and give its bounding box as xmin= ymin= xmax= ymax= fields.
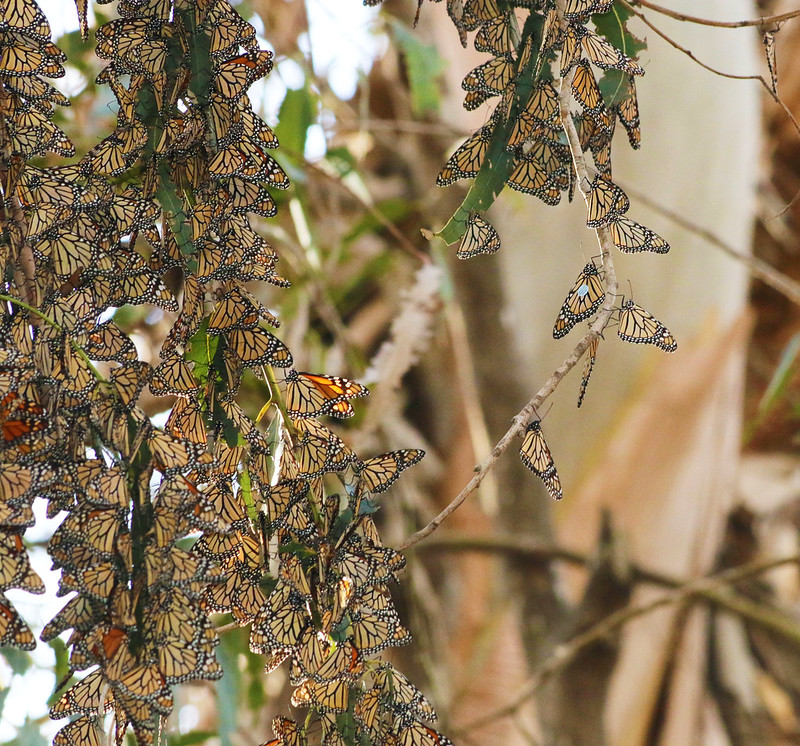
xmin=0 ymin=293 xmax=108 ymax=382
xmin=263 ymin=364 xmax=298 ymax=441
xmin=630 ymin=0 xmax=800 ymax=29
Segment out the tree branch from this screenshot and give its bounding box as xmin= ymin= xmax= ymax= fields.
xmin=620 ymin=181 xmax=800 ymax=307
xmin=457 ymin=553 xmax=800 ymax=734
xmin=630 ymin=0 xmax=800 ymax=30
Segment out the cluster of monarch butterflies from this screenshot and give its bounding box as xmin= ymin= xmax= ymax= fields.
xmin=0 ymin=0 xmax=449 ymax=745
xmin=366 ymin=0 xmax=675 ymax=500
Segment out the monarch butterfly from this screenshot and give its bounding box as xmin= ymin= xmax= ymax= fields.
xmin=0 ymin=37 xmax=65 ymax=78
xmin=219 ymin=177 xmax=277 ymax=218
xmin=285 ymin=370 xmax=369 ymax=420
xmin=355 ymin=449 xmax=425 ymax=494
xmin=208 ymin=288 xmax=262 ymax=335
xmin=0 ymin=389 xmax=47 ymax=443
xmin=265 ymin=717 xmax=303 ymax=746
xmin=464 ymin=0 xmax=503 ymax=24
xmin=564 ymin=0 xmax=614 ymax=20
xmin=250 ymin=581 xmax=310 ymax=653
xmin=55 ymin=507 xmax=121 ymax=557
xmin=6 ymin=77 xmax=69 ymax=117
xmin=582 ymin=27 xmax=645 ymax=76
xmin=612 ymin=76 xmax=641 ymax=149
xmin=165 ymin=398 xmax=207 ymax=446
xmin=396 ymin=721 xmax=456 ymax=746
xmin=519 ymin=421 xmax=563 ymax=500
xmin=148 ymin=428 xmax=214 ymax=474
xmin=474 ymin=13 xmax=514 ymax=55
xmin=149 ymin=357 xmax=199 ymax=397
xmin=610 ymin=215 xmax=669 ymax=254
xmin=507 ymin=152 xmax=562 ymax=205
xmin=53 ymin=717 xmax=104 ymax=746
xmin=50 ymin=668 xmax=111 ymax=718
xmin=289 ymin=418 xmax=357 ymax=478
xmin=115 ymin=663 xmax=172 ymax=709
xmin=0 ymin=594 xmax=35 ymax=650
xmin=159 ymin=637 xmax=222 ymax=684
xmin=82 ymin=321 xmax=137 ymax=362
xmin=75 ymin=562 xmax=118 ymax=601
xmin=40 ymin=592 xmax=97 ymax=641
xmin=205 ymin=2 xmax=258 ymax=59
xmin=436 ymin=122 xmax=494 ymax=186
xmin=585 ymin=174 xmax=629 ymax=227
xmin=376 ymin=664 xmax=438 ymax=723
xmin=571 ymin=61 xmax=604 ymax=117
xmin=350 ymin=606 xmax=406 ymax=655
xmin=508 ymin=82 xmax=560 ymax=148
xmin=617 ymin=300 xmax=677 ymax=352
xmin=228 ymin=327 xmax=292 ymax=368
xmin=109 ymin=361 xmax=151 ymax=410
xmin=457 ymin=213 xmax=500 ymax=259
xmin=553 ymin=262 xmax=605 ymax=338
xmin=462 ymin=53 xmax=514 ymax=96
xmin=114 ymin=269 xmax=177 ymax=311
xmin=291 ymin=677 xmax=351 ymax=713
xmin=578 ymin=336 xmax=599 ymax=408
xmin=214 ymin=51 xmax=274 ymax=100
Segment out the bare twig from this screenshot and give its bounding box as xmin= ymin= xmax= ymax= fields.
xmin=304 ymin=158 xmax=431 ymax=264
xmin=418 ymin=533 xmax=800 ymax=643
xmin=631 ymin=0 xmax=800 ymax=30
xmin=458 ymin=553 xmax=800 ymax=734
xmin=621 ymin=0 xmax=800 ymax=143
xmin=398 ymin=4 xmax=620 ymax=551
xmin=621 ymin=182 xmax=800 ymax=307
xmin=335 ymin=118 xmax=468 ymax=138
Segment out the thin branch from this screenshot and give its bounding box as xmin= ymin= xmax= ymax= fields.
xmin=458 ymin=553 xmax=800 ymax=734
xmin=335 ymin=118 xmax=468 ymax=138
xmin=631 ymin=0 xmax=800 ymax=29
xmin=620 ymin=182 xmax=800 ymax=307
xmin=418 ymin=534 xmax=800 ymax=643
xmin=398 ymin=4 xmax=620 ymax=551
xmin=620 ymin=1 xmax=800 ymax=144
xmin=303 ymin=158 xmax=431 ymax=264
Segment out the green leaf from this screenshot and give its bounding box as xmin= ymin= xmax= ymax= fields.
xmin=391 ymin=20 xmax=445 ymax=115
xmin=215 ymin=631 xmax=245 ymax=746
xmin=759 ymin=332 xmax=800 ymax=416
xmin=593 ymin=6 xmax=646 ymax=107
xmin=437 ymin=12 xmax=546 ymax=245
xmin=275 ymin=85 xmax=316 ymax=162
xmin=592 ymin=5 xmax=646 ymax=60
xmin=185 ymin=318 xmax=217 ymax=383
xmin=0 ymin=648 xmax=31 ymax=676
xmin=46 ymin=638 xmax=69 ymax=708
xmin=167 ymin=732 xmax=219 ymax=745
